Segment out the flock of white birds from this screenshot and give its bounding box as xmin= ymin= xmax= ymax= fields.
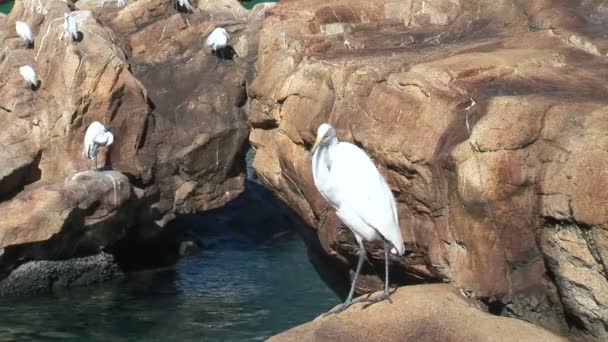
xmin=13 ymin=1 xmax=231 ymax=169
xmin=13 ymin=1 xmax=403 ymax=315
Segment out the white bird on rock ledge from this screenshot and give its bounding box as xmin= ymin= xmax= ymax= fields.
xmin=64 ymin=13 xmax=79 ymax=42
xmin=311 ymin=123 xmax=405 ymax=315
xmin=206 ymin=27 xmax=230 ymax=58
xmin=176 ymin=0 xmax=193 ymax=12
xmin=15 ymin=21 xmax=33 ymax=48
xmin=19 ymin=65 xmax=38 ymax=90
xmin=83 ymin=121 xmax=114 ymax=170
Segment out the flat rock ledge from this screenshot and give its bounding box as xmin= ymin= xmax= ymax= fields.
xmin=269 ymin=284 xmax=567 ymax=342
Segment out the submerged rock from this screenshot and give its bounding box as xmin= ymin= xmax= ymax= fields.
xmin=269 ymin=285 xmax=566 ymax=342
xmin=0 ymin=252 xmax=123 ymax=296
xmin=250 ymin=0 xmax=608 ymax=339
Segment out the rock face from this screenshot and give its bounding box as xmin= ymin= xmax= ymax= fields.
xmin=269 ymin=284 xmax=566 ymax=342
xmin=0 ymin=0 xmax=265 ymax=292
xmin=249 ymin=0 xmax=608 ymax=339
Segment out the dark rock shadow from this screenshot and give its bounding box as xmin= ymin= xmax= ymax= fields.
xmin=213 ymin=46 xmax=238 ymax=60
xmin=175 ymin=1 xmax=193 ymax=14
xmin=31 ymin=80 xmax=41 ymax=91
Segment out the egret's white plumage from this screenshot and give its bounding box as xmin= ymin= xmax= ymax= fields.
xmin=83 ymin=121 xmax=114 ymax=170
xmin=15 ymin=21 xmax=33 ymax=47
xmin=177 ymin=0 xmax=193 ymax=12
xmin=311 ymin=123 xmax=404 ymax=315
xmin=19 ymin=65 xmax=38 ymax=89
xmin=206 ymin=27 xmax=229 ymax=52
xmin=64 ymin=13 xmax=79 ymax=42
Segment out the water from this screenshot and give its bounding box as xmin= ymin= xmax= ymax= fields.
xmin=241 ymin=0 xmax=278 ymax=10
xmin=0 ymin=1 xmax=14 ymax=15
xmin=0 ymin=183 xmax=339 ymax=341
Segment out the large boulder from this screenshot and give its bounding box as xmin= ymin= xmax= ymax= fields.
xmin=249 ymin=0 xmax=608 ymax=339
xmin=0 ymin=0 xmax=265 ymax=292
xmin=269 ymin=285 xmax=566 ymax=342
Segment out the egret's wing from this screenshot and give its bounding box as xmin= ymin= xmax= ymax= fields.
xmin=206 ymin=30 xmax=220 ymax=47
xmin=327 ymin=142 xmax=404 ymax=254
xmin=83 ymin=122 xmax=105 ymax=158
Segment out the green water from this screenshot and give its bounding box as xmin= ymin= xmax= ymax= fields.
xmin=0 ymin=1 xmax=14 ymax=14
xmin=0 ymin=184 xmax=339 ymax=341
xmin=242 ymin=0 xmax=278 ymax=10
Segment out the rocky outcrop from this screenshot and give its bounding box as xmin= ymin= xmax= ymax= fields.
xmin=250 ymin=0 xmax=608 ymax=339
xmin=269 ymin=285 xmax=566 ymax=342
xmin=0 ymin=252 xmax=123 ymax=296
xmin=0 ymin=0 xmax=267 ymax=292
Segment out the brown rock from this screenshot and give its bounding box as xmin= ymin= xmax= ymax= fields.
xmin=0 ymin=171 xmax=131 ymax=247
xmin=269 ymin=284 xmax=567 ymax=342
xmin=250 ymin=0 xmax=608 ymax=339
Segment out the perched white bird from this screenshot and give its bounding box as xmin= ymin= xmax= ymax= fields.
xmin=15 ymin=21 xmax=33 ymax=48
xmin=83 ymin=121 xmax=114 ymax=170
xmin=311 ymin=123 xmax=405 ymax=315
xmin=206 ymin=27 xmax=230 ymax=55
xmin=64 ymin=13 xmax=79 ymax=42
xmin=177 ymin=0 xmax=193 ymax=12
xmin=19 ymin=65 xmax=38 ymax=89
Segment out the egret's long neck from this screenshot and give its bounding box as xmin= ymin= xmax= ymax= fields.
xmin=312 ymin=138 xmax=337 ymax=185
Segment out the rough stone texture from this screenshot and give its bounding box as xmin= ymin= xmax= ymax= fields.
xmin=0 ymin=252 xmax=123 ymax=296
xmin=250 ymin=0 xmax=608 ymax=339
xmin=269 ymin=285 xmax=567 ymax=342
xmin=0 ymin=171 xmax=131 ymax=251
xmin=0 ymin=0 xmax=265 ymax=293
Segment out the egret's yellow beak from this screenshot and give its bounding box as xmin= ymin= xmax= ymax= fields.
xmin=311 ymin=135 xmax=323 ymax=155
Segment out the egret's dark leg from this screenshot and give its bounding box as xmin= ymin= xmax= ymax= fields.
xmin=323 ymin=238 xmax=366 ymax=316
xmin=361 ymin=242 xmax=393 ymax=307
xmin=94 ymin=154 xmax=98 ymax=171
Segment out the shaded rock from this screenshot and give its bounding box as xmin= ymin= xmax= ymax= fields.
xmin=0 ymin=252 xmax=123 ymax=296
xmin=250 ymin=0 xmax=608 ymax=339
xmin=269 ymin=284 xmax=567 ymax=342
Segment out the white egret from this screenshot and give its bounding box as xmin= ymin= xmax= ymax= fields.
xmin=19 ymin=65 xmax=38 ymax=90
xmin=83 ymin=121 xmax=114 ymax=170
xmin=15 ymin=21 xmax=33 ymax=48
xmin=206 ymin=27 xmax=230 ymax=58
xmin=176 ymin=0 xmax=193 ymax=12
xmin=64 ymin=13 xmax=79 ymax=42
xmin=311 ymin=123 xmax=405 ymax=315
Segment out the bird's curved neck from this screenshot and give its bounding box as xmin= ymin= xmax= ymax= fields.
xmin=313 ymin=138 xmax=337 ymax=170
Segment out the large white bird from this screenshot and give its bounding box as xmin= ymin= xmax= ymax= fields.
xmin=64 ymin=13 xmax=79 ymax=42
xmin=206 ymin=27 xmax=230 ymax=57
xmin=15 ymin=21 xmax=33 ymax=48
xmin=311 ymin=123 xmax=405 ymax=315
xmin=177 ymin=0 xmax=193 ymax=12
xmin=83 ymin=121 xmax=114 ymax=170
xmin=19 ymin=65 xmax=38 ymax=90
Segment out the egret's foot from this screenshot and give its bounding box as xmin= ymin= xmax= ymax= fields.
xmin=322 ymin=296 xmax=372 ymax=317
xmin=361 ymin=291 xmax=393 ymax=309
xmin=322 ymin=301 xmax=352 ymax=317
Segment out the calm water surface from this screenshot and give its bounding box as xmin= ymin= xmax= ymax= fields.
xmin=0 ymin=184 xmax=339 ymax=341
xmin=0 ymin=1 xmax=14 ymax=15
